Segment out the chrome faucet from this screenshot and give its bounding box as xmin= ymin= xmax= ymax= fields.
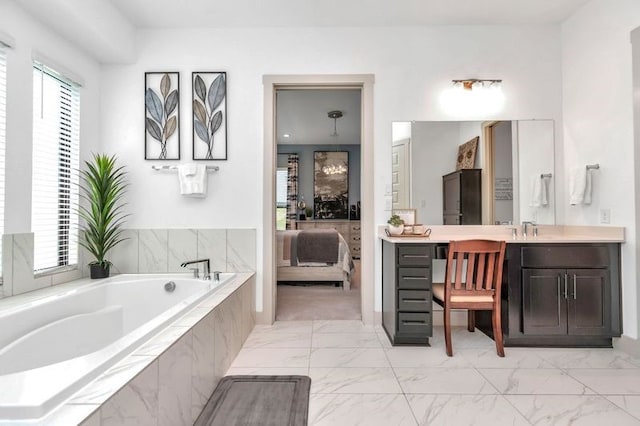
xmin=522 ymin=221 xmax=536 ymax=238
xmin=180 ymin=258 xmax=211 ymax=280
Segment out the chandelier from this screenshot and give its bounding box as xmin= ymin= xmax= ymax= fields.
xmin=322 ymin=163 xmax=347 ymax=175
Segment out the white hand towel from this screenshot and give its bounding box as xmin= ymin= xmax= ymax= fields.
xmin=541 ymin=175 xmax=549 ymax=206
xmin=178 ymin=164 xmax=207 ymax=197
xmin=583 ymin=169 xmax=593 ymax=205
xmin=569 ymin=167 xmax=586 ymax=205
xmin=529 ymin=174 xmax=542 ymax=207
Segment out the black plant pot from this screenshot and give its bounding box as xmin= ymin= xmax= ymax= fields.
xmin=90 ymin=263 xmax=110 ymax=279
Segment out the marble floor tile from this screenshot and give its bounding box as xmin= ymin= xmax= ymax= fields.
xmin=606 ymin=395 xmax=640 ymax=421
xmin=313 ymin=320 xmax=376 ymax=333
xmin=309 ymin=367 xmax=402 ymax=394
xmin=567 ymin=369 xmax=640 ymax=394
xmin=407 ymin=394 xmax=529 ymax=426
xmin=533 ymin=348 xmax=640 ymax=369
xmin=429 ymin=326 xmax=496 ymax=350
xmin=225 ymin=367 xmax=310 ymax=376
xmin=309 ymin=394 xmax=417 ymax=426
xmin=230 ymin=347 xmax=310 ymax=368
xmin=479 ymin=368 xmax=594 ymax=395
xmin=312 ymin=332 xmax=382 ymax=348
xmin=458 ymin=347 xmax=554 ymax=369
xmin=252 ymin=320 xmax=313 ymax=334
xmin=505 ymin=395 xmax=640 ymax=426
xmin=243 ymin=331 xmax=312 ymax=348
xmin=386 ymin=346 xmax=473 ymax=368
xmin=310 ymin=348 xmax=390 ymax=368
xmin=375 ymin=330 xmax=393 ymax=349
xmin=395 ymin=368 xmax=498 ymax=395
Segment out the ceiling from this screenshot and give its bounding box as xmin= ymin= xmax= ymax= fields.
xmin=108 ymin=0 xmax=591 ymax=27
xmin=276 ymin=89 xmax=361 ymax=145
xmin=14 ymin=0 xmax=591 ymax=64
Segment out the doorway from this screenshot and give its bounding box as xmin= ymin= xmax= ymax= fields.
xmin=275 ymin=88 xmax=362 ymax=320
xmin=261 ymin=74 xmax=375 ymax=325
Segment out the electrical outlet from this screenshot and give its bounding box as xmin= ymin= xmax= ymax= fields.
xmin=599 ymin=208 xmax=611 ymax=224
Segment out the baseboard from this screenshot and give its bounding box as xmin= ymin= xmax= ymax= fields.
xmin=614 ymin=335 xmax=640 ymax=357
xmin=374 ymin=311 xmax=382 ymax=326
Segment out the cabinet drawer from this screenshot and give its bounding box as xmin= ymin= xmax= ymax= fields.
xmin=521 ymin=246 xmax=609 ymax=268
xmin=350 ymin=244 xmax=361 ymax=258
xmin=398 ymin=290 xmax=431 ymax=312
xmin=350 ymin=234 xmax=361 ymax=243
xmin=398 ymin=268 xmax=431 ymax=289
xmin=398 ymin=245 xmax=433 ymax=266
xmin=398 ymin=312 xmax=432 ymax=334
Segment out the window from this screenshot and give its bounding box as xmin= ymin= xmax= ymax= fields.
xmin=32 ymin=62 xmax=80 ymax=272
xmin=276 ymin=167 xmax=288 ymax=231
xmin=0 ymin=44 xmax=6 ymax=278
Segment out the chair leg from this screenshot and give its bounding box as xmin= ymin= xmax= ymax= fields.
xmin=491 ymin=308 xmax=505 ymax=357
xmin=444 ymin=305 xmax=453 ymax=356
xmin=467 ymin=310 xmax=475 ymax=332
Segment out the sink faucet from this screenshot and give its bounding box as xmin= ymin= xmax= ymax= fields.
xmin=180 ymin=258 xmax=211 ymax=280
xmin=522 ymin=221 xmax=537 ymax=238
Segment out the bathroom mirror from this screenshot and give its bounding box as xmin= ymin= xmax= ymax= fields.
xmin=392 ymin=120 xmax=555 ymax=225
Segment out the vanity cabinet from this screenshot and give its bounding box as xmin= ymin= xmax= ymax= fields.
xmin=442 ymin=169 xmax=482 ymax=225
xmin=477 ymin=243 xmax=622 ymax=347
xmin=382 ymin=241 xmax=433 ymax=345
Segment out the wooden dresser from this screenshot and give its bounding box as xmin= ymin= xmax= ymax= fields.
xmin=297 ymin=220 xmax=361 ymax=259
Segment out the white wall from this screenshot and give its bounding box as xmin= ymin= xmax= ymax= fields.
xmin=0 ymin=1 xmax=101 ymax=234
xmin=561 ymin=0 xmax=640 ymax=339
xmin=100 ymin=25 xmax=563 ymax=314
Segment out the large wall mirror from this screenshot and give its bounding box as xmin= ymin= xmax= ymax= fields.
xmin=392 ymin=120 xmax=555 ymax=225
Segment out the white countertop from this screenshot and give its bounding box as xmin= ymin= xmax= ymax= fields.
xmin=379 ymin=225 xmax=625 ymax=244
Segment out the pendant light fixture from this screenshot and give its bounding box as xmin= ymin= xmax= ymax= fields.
xmin=328 ymin=110 xmax=343 ymax=137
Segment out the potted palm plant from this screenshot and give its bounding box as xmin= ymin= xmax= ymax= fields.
xmin=78 ymin=154 xmax=128 ymax=279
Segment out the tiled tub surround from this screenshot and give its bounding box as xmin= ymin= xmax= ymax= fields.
xmin=0 ymin=272 xmax=255 ymax=425
xmin=0 ymin=228 xmax=256 ymax=298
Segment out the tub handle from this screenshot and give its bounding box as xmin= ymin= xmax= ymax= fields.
xmin=213 ymin=271 xmax=221 ymax=282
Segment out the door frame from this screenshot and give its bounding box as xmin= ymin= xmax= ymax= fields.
xmin=261 ymin=74 xmax=375 ymax=325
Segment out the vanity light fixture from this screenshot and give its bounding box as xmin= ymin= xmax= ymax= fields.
xmin=328 ymin=110 xmax=343 ymax=137
xmin=441 ymin=79 xmax=505 ymax=116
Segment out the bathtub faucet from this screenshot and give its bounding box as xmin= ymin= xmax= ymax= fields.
xmin=180 ymin=258 xmax=211 ymax=280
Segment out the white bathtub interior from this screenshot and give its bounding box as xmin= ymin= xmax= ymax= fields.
xmin=0 ymin=273 xmax=234 ymax=421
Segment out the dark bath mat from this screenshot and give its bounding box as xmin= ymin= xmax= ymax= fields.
xmin=194 ymin=375 xmax=311 ymax=426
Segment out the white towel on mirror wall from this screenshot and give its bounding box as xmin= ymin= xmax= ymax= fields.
xmin=541 ymin=176 xmax=549 ymax=206
xmin=529 ymin=174 xmax=542 ymax=207
xmin=583 ymin=169 xmax=593 ymax=205
xmin=178 ymin=164 xmax=207 ymax=197
xmin=569 ymin=167 xmax=587 ymax=205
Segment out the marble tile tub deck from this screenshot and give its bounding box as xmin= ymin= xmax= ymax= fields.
xmin=228 ymin=321 xmax=640 ymax=426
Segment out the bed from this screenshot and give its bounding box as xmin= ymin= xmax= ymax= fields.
xmin=276 ymin=229 xmax=354 ymax=290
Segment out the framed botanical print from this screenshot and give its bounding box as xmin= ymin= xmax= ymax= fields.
xmin=192 ymin=72 xmax=227 ymax=160
xmin=144 ymin=72 xmax=180 ymax=160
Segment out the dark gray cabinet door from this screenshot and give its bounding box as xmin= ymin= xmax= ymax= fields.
xmin=567 ymin=269 xmax=610 ymax=336
xmin=522 ymin=268 xmax=567 ymax=335
xmin=442 ymin=172 xmax=460 ymax=216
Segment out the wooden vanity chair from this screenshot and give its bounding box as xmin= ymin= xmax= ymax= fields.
xmin=432 ymin=239 xmax=507 ymax=357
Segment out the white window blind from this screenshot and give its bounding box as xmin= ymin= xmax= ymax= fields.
xmin=32 ymin=62 xmax=80 ymax=272
xmin=276 ymin=168 xmax=288 ymax=208
xmin=0 ymin=45 xmax=7 ymax=279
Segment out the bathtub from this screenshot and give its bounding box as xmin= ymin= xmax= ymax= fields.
xmin=0 ymin=273 xmax=233 ymax=421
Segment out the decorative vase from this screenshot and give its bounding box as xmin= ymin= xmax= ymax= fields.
xmin=388 ymin=224 xmax=404 ymax=236
xmin=90 ymin=263 xmax=110 ymax=279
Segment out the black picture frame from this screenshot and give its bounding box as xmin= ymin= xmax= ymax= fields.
xmin=144 ymin=72 xmax=180 ymax=160
xmin=313 ymin=151 xmax=349 ymax=219
xmin=192 ymin=71 xmax=227 ymax=160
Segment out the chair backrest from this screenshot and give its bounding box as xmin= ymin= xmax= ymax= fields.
xmin=444 ymin=239 xmax=507 ymax=299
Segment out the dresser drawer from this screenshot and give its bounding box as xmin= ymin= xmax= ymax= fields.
xmin=397 ymin=312 xmax=432 ymax=334
xmin=398 ymin=268 xmax=431 ymax=289
xmin=350 ymin=222 xmax=361 ymax=232
xmin=350 ymin=244 xmax=361 ymax=258
xmin=350 ymin=234 xmax=361 ymax=244
xmin=398 ymin=290 xmax=431 ymax=312
xmin=398 ymin=245 xmax=433 ymax=266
